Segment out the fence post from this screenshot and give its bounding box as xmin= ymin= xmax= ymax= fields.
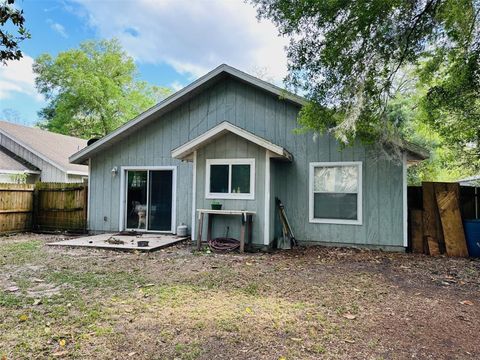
xmin=83 ymin=178 xmax=88 ymax=233
xmin=32 ymin=183 xmax=39 ymax=232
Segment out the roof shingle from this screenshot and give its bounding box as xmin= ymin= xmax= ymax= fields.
xmin=0 ymin=121 xmax=88 ymax=174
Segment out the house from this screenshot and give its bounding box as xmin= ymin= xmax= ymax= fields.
xmin=458 ymin=175 xmax=480 ymax=187
xmin=70 ymin=64 xmax=428 ymax=250
xmin=0 ymin=121 xmax=88 ymax=183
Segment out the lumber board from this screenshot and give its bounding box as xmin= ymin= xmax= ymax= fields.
xmin=436 ymin=190 xmax=468 ymax=257
xmin=433 ymin=182 xmax=461 ymax=253
xmin=422 ymin=182 xmax=441 ymax=255
xmin=410 ymin=209 xmax=424 ymax=253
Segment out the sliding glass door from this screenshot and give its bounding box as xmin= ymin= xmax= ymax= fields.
xmin=148 ymin=170 xmax=173 ymax=231
xmin=125 ymin=169 xmax=173 ymax=232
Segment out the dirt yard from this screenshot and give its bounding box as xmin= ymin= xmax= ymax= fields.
xmin=1 ymin=233 xmax=479 ymax=359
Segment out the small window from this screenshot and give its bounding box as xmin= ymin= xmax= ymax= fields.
xmin=206 ymin=159 xmax=255 ymax=199
xmin=309 ymin=162 xmax=362 ymax=225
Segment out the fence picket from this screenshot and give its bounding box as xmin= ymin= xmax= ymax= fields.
xmin=0 ymin=182 xmax=88 ymax=234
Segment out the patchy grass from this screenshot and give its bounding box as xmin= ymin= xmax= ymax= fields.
xmin=0 ymin=240 xmax=43 ymax=266
xmin=1 ymin=233 xmax=480 ymax=359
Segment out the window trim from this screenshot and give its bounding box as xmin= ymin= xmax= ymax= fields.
xmin=309 ymin=161 xmax=363 ymax=225
xmin=205 ymin=158 xmax=255 ymax=200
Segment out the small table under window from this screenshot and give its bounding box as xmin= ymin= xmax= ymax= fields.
xmin=196 ymin=209 xmax=255 ymax=253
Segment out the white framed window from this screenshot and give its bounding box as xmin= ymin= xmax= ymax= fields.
xmin=309 ymin=161 xmax=362 ymax=225
xmin=206 ymin=158 xmax=255 ymax=200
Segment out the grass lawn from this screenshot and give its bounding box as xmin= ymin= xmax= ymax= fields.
xmin=1 ymin=233 xmax=479 ymax=359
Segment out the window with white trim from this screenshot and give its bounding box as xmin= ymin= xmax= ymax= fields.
xmin=206 ymin=159 xmax=255 ymax=200
xmin=309 ymin=162 xmax=362 ymax=225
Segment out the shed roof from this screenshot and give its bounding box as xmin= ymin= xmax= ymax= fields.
xmin=0 ymin=121 xmax=88 ymax=175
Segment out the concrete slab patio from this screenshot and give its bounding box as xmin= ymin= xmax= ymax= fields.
xmin=47 ymin=233 xmax=189 ymax=251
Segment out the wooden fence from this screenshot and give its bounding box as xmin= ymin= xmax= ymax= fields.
xmin=0 ymin=182 xmax=88 ymax=234
xmin=0 ymin=184 xmax=35 ymax=233
xmin=408 ymin=182 xmax=476 ymax=257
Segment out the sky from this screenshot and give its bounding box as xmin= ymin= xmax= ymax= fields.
xmin=0 ymin=0 xmax=289 ymax=126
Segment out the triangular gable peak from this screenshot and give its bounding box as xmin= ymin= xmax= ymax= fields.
xmin=172 ymin=121 xmax=293 ymax=161
xmin=70 ymin=64 xmax=305 ymax=165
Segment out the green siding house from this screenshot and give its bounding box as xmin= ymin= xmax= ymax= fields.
xmin=70 ymin=64 xmax=427 ymax=251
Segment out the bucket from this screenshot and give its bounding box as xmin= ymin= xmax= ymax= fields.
xmin=463 ymin=220 xmax=480 ymax=257
xmin=177 ymin=224 xmax=188 ymax=237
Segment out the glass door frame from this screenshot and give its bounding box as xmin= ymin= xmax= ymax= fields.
xmin=119 ymin=166 xmax=177 ymax=233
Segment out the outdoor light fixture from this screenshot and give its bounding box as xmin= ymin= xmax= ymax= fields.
xmin=111 ymin=166 xmax=118 ymax=177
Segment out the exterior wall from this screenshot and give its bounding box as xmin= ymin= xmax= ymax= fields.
xmin=88 ymin=115 xmax=193 ymax=233
xmin=67 ymin=174 xmax=87 ymax=183
xmin=88 ymin=76 xmax=405 ymax=248
xmin=0 ymin=134 xmax=66 ymax=182
xmin=0 ymin=172 xmax=39 ymax=184
xmin=272 ymin=139 xmax=404 ymax=249
xmin=195 ymin=132 xmax=266 ymax=245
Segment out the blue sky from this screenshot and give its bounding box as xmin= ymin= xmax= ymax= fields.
xmin=0 ymin=0 xmax=288 ymax=125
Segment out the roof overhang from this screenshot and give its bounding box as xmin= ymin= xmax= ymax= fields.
xmin=172 ymin=121 xmax=293 ymax=161
xmin=400 ymin=140 xmax=430 ymax=163
xmin=69 ymin=64 xmax=306 ymax=165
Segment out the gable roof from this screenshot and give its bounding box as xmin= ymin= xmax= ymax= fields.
xmin=0 ymin=121 xmax=88 ymax=175
xmin=0 ymin=146 xmax=40 ymax=173
xmin=69 ymin=63 xmax=428 ymax=165
xmin=172 ymin=121 xmax=293 ymax=161
xmin=70 ymin=64 xmax=306 ymax=165
xmin=0 ymin=143 xmax=40 ymax=172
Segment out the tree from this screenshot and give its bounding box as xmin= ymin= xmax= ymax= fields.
xmin=251 ymin=1 xmax=479 ymax=160
xmin=0 ymin=0 xmax=30 ymax=63
xmin=391 ymin=90 xmax=472 ymax=184
xmin=418 ymin=44 xmax=480 ymax=169
xmin=33 ymin=39 xmax=171 ymax=139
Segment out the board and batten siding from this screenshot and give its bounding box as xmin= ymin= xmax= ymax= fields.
xmin=88 ymin=76 xmax=405 ymax=248
xmin=272 ymin=138 xmax=403 ymax=249
xmin=195 ymin=132 xmax=266 ymax=245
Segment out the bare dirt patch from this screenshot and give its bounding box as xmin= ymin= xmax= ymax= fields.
xmin=1 ymin=233 xmax=479 ymax=359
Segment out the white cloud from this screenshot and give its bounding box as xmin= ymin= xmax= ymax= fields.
xmin=70 ymin=0 xmax=289 ymax=83
xmin=48 ymin=20 xmax=68 ymax=38
xmin=0 ymin=55 xmax=43 ymax=101
xmin=170 ymin=81 xmax=184 ymax=92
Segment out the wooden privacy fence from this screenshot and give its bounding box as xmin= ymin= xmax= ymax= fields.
xmin=0 ymin=184 xmax=35 ymax=233
xmin=0 ymin=182 xmax=88 ymax=234
xmin=408 ymin=182 xmax=475 ymax=257
xmin=34 ymin=182 xmax=88 ymax=233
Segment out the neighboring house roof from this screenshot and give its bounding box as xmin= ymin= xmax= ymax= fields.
xmin=172 ymin=121 xmax=293 ymax=161
xmin=69 ymin=63 xmax=428 ymax=165
xmin=458 ymin=175 xmax=480 ymax=186
xmin=0 ymin=145 xmax=40 ymax=173
xmin=0 ymin=121 xmax=88 ymax=175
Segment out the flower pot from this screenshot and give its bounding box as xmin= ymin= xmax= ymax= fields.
xmin=211 ymin=203 xmax=222 ymax=210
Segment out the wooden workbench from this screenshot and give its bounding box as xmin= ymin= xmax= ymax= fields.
xmin=196 ymin=209 xmax=255 ymax=252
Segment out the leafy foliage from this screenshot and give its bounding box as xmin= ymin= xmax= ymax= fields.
xmin=419 ymin=43 xmax=480 ymax=170
xmin=33 ymin=39 xmax=171 ymax=139
xmin=392 ymin=91 xmax=472 ymax=184
xmin=252 ymin=0 xmax=479 ymax=156
xmin=0 ymin=0 xmax=30 ymax=63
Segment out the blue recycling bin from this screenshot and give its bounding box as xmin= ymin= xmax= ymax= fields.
xmin=463 ymin=220 xmax=480 ymax=257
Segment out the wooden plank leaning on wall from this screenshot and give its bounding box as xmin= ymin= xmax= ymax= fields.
xmin=422 ymin=182 xmax=441 ymax=256
xmin=436 ymin=189 xmax=469 ymax=257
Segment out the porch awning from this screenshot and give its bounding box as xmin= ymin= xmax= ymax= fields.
xmin=171 ymin=121 xmax=293 ymax=161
